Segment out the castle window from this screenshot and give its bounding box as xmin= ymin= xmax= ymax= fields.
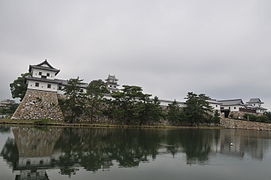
xmin=47 ymin=73 xmax=50 ymax=77
xmin=39 ymin=72 xmax=42 ymax=75
xmin=35 ymin=83 xmax=39 ymax=87
xmin=47 ymin=84 xmax=51 ymax=89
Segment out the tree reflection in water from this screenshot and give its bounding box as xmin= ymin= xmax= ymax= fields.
xmin=1 ymin=126 xmax=271 ymax=179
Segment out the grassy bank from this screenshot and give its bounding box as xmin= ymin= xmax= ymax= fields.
xmin=0 ymin=118 xmax=223 ymax=129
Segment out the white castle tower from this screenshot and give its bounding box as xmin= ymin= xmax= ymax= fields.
xmin=105 ymin=75 xmax=119 ymax=93
xmin=26 ymin=60 xmax=60 ymax=92
xmin=12 ymin=60 xmax=64 ymax=121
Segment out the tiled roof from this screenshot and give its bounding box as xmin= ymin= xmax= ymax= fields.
xmin=246 ymin=98 xmax=263 ymax=104
xmin=29 ymin=60 xmax=60 ymax=75
xmin=218 ymin=99 xmax=244 ymax=106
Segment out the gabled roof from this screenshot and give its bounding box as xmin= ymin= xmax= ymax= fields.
xmin=246 ymin=98 xmax=263 ymax=104
xmin=29 ymin=60 xmax=60 ymax=75
xmin=218 ymin=99 xmax=244 ymax=106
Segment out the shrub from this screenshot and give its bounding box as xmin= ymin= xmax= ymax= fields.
xmin=257 ymin=115 xmax=269 ymax=123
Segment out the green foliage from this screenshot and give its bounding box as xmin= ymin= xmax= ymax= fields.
xmin=264 ymin=112 xmax=271 ymax=121
xmin=0 ymin=104 xmax=19 ymax=115
xmin=0 ymin=126 xmax=11 ymax=133
xmin=59 ymin=80 xmax=219 ymax=126
xmin=244 ymin=113 xmax=271 ymax=123
xmin=167 ymin=100 xmax=183 ymax=124
xmin=10 ymin=73 xmax=30 ymax=101
xmin=183 ymin=92 xmax=213 ymax=125
xmin=212 ymin=110 xmax=220 ymax=124
xmin=86 ymin=80 xmax=109 ymax=121
xmin=60 ymin=77 xmax=87 ymax=123
xmin=108 ymin=85 xmax=163 ymax=125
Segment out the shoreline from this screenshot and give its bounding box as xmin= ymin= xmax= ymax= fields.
xmin=0 ymin=119 xmax=223 ymax=129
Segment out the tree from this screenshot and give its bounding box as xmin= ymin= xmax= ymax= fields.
xmin=86 ymin=80 xmax=109 ymax=122
xmin=137 ymin=96 xmax=163 ymax=125
xmin=110 ymin=85 xmax=144 ymax=124
xmin=167 ymin=100 xmax=183 ymax=124
xmin=10 ymin=73 xmax=30 ymax=101
xmin=183 ymin=92 xmax=213 ymax=125
xmin=109 ymin=85 xmax=163 ymax=125
xmin=60 ymin=77 xmax=86 ymax=123
xmin=0 ymin=103 xmax=19 ymax=115
xmin=212 ymin=110 xmax=220 ymax=124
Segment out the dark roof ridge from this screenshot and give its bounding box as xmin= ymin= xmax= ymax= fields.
xmin=36 ymin=59 xmax=55 ymax=69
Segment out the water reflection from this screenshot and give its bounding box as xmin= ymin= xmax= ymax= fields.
xmin=0 ymin=126 xmax=10 ymax=133
xmin=1 ymin=127 xmax=271 ymax=179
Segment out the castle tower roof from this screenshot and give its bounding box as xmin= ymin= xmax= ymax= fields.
xmin=29 ymin=60 xmax=60 ymax=75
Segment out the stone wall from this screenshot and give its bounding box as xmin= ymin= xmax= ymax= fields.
xmin=12 ymin=89 xmax=64 ymax=121
xmin=229 ymin=111 xmax=261 ymax=120
xmin=220 ymin=118 xmax=271 ymax=131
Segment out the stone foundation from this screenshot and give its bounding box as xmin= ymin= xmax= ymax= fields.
xmin=220 ymin=118 xmax=271 ymax=131
xmin=229 ymin=111 xmax=261 ymax=120
xmin=12 ymin=89 xmax=64 ymax=121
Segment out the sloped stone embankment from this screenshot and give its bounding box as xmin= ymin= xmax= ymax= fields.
xmin=12 ymin=89 xmax=64 ymax=121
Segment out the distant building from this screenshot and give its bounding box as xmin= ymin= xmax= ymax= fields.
xmin=218 ymin=99 xmax=245 ymax=112
xmin=105 ymin=75 xmax=119 ymax=93
xmin=0 ymin=99 xmax=15 ymax=108
xmin=217 ymin=99 xmax=245 ymax=118
xmin=216 ymin=98 xmax=268 ymax=118
xmin=246 ymin=98 xmax=267 ymax=114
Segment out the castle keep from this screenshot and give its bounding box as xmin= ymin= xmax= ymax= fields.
xmin=12 ymin=60 xmax=64 ymax=121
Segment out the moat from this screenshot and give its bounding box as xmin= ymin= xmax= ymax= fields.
xmin=1 ymin=126 xmax=271 ymax=180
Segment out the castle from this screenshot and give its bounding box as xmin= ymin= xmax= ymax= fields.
xmin=11 ymin=60 xmax=121 ymax=121
xmin=11 ymin=60 xmax=65 ymax=120
xmin=11 ymin=60 xmax=268 ymax=121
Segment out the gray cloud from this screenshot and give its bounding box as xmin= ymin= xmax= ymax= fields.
xmin=0 ymin=0 xmax=271 ymax=109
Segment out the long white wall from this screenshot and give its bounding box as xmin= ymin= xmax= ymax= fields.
xmin=210 ymin=104 xmax=221 ymax=111
xmin=221 ymin=105 xmax=243 ymax=112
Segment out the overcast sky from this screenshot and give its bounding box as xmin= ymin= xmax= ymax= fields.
xmin=0 ymin=0 xmax=271 ymax=109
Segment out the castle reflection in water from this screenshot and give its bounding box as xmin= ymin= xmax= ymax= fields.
xmin=1 ymin=126 xmax=271 ymax=180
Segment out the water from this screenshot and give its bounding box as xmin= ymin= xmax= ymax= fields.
xmin=0 ymin=126 xmax=271 ymax=180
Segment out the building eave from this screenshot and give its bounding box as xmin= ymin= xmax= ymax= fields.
xmin=26 ymin=77 xmax=59 ymax=84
